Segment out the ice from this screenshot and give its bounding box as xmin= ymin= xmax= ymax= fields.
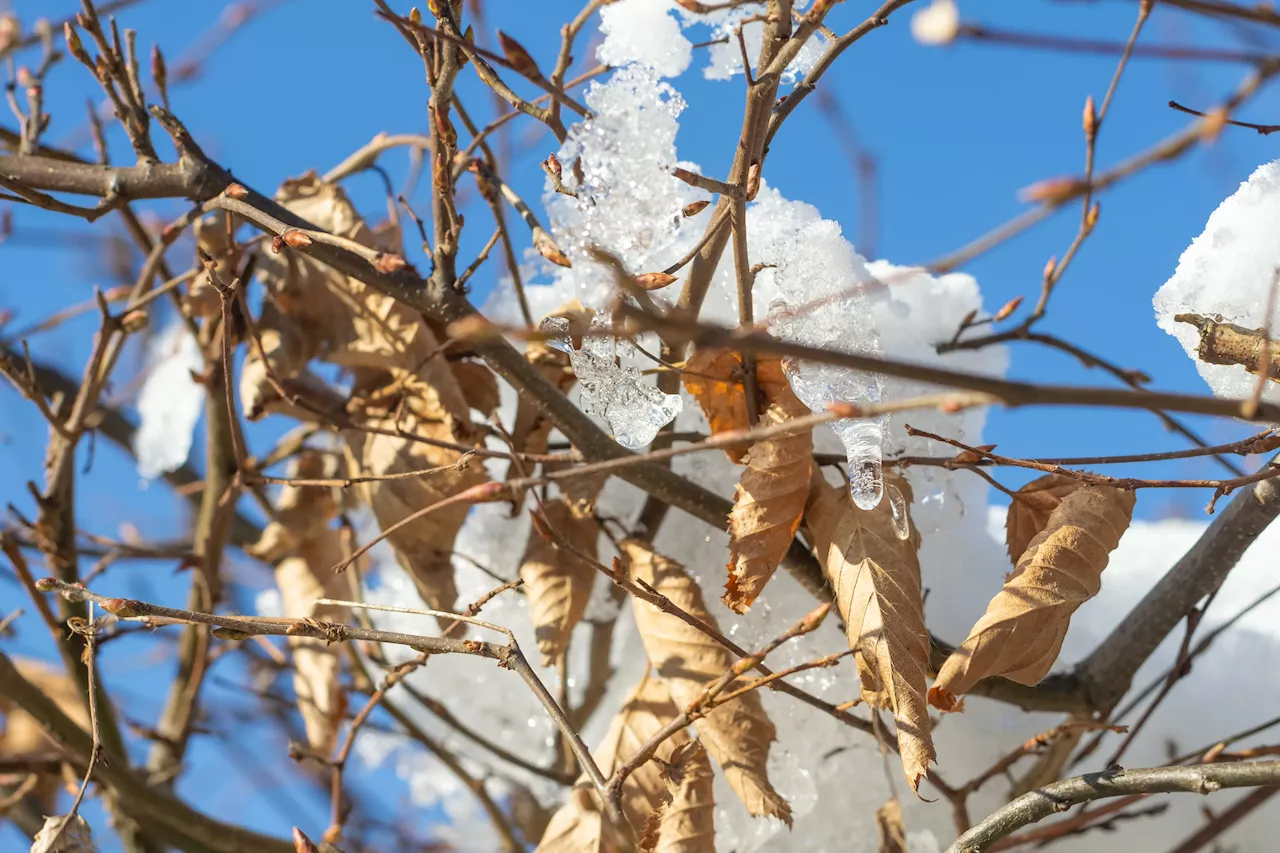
xmin=681 ymin=3 xmax=828 ymax=84
xmin=887 ymin=482 xmax=910 ymax=540
xmin=1154 ymin=158 xmax=1280 ymax=404
xmin=597 ymin=0 xmax=692 ymax=78
xmin=540 ymin=311 xmax=682 ymax=449
xmin=133 ymin=321 xmax=205 ymax=479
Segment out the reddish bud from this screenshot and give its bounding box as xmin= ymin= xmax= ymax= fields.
xmin=682 ymin=199 xmax=710 ymax=218
xmin=958 ymin=307 xmax=978 ymax=329
xmin=293 ymin=828 xmax=320 ymax=853
xmin=633 ymin=272 xmax=678 ymax=291
xmin=1086 ymin=201 xmax=1100 ymax=230
xmin=952 ymin=444 xmax=997 ymax=464
xmin=64 ymin=23 xmax=89 ymax=66
xmin=101 ymin=597 xmax=140 ymax=617
xmin=544 ymin=152 xmax=562 ymax=178
xmin=1082 ymin=94 xmax=1097 ymax=140
xmin=534 ymin=230 xmax=572 ymax=268
xmin=152 ymin=44 xmax=167 ymax=92
xmin=497 ymin=30 xmax=539 ymax=77
xmin=992 ymin=295 xmax=1023 ymax=322
xmin=120 ymin=309 xmax=149 ymax=333
xmin=745 ymin=161 xmax=762 ymax=201
xmin=1042 ymin=256 xmax=1058 ymax=281
xmin=1017 ymin=175 xmax=1085 ymax=205
xmin=35 ymin=577 xmax=59 ymax=592
xmin=798 ymin=602 xmax=832 ymax=634
xmin=827 ymin=401 xmax=862 ymax=418
xmin=223 ymin=183 xmax=248 ymax=199
xmin=373 ymin=252 xmax=409 ymax=274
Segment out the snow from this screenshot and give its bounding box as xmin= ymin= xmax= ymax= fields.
xmin=597 ymin=0 xmax=692 ymax=78
xmin=449 ymin=34 xmax=1277 ymax=853
xmin=910 ymin=0 xmax=961 ymax=47
xmin=132 ymin=322 xmax=205 ymax=479
xmin=1154 ymin=158 xmax=1280 ymax=404
xmin=684 ymin=4 xmax=828 ymax=84
xmin=540 ymin=311 xmax=682 ymax=449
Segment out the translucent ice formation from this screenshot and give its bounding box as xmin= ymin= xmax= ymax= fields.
xmin=1154 ymin=158 xmax=1280 ymax=405
xmin=763 ymin=218 xmax=889 ymax=509
xmin=540 ymin=312 xmax=682 ymax=449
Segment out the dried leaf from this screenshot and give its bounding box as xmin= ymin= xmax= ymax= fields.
xmin=30 ymin=814 xmax=94 ymax=853
xmin=725 ymin=403 xmax=812 ymax=614
xmin=805 ymin=473 xmax=934 ymax=793
xmin=1004 ymin=474 xmax=1085 ymax=567
xmin=0 ymin=658 xmax=87 ymax=810
xmin=452 ymin=359 xmax=500 ymax=417
xmin=594 ymin=670 xmax=691 ymax=833
xmin=277 ymin=528 xmax=351 ymax=755
xmin=520 ymin=500 xmax=600 ymax=666
xmin=930 ymin=486 xmax=1137 ymax=711
xmin=623 ymin=540 xmax=791 ymax=825
xmin=351 ymin=410 xmax=487 ymax=622
xmin=875 ymin=798 xmax=906 ymax=853
xmin=534 ymin=787 xmax=622 ymax=853
xmin=650 ymin=741 xmax=715 ymax=853
xmin=681 ymin=348 xmax=792 ymax=463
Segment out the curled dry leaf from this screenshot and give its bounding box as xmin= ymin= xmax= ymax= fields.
xmin=681 ymin=348 xmax=793 ymax=463
xmin=520 ymin=500 xmax=601 ymax=666
xmin=534 ymin=786 xmax=622 ymax=853
xmin=805 ymin=472 xmax=934 ymax=793
xmin=725 ymin=402 xmax=812 ymax=614
xmin=622 ymin=539 xmax=792 ymax=825
xmin=250 ymin=451 xmax=350 ymax=754
xmin=30 ymin=814 xmax=95 ymax=853
xmin=0 ymin=657 xmax=87 ymax=810
xmin=536 ymin=669 xmax=689 ymax=849
xmin=350 ymin=408 xmax=487 ymax=623
xmin=648 ymin=741 xmax=716 ymax=853
xmin=930 ymin=486 xmax=1137 ymax=711
xmin=1005 ymin=474 xmax=1087 ymax=567
xmin=875 ymin=797 xmax=906 ymax=853
xmin=451 ymin=359 xmax=501 ymax=417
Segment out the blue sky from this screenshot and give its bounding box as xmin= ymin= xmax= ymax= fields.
xmin=3 ymin=0 xmax=1280 ymax=848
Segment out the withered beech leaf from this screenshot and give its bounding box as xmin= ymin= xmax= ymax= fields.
xmin=650 ymin=741 xmax=716 ymax=853
xmin=930 ymin=486 xmax=1137 ymax=711
xmin=534 ymin=786 xmax=623 ymax=853
xmin=725 ymin=402 xmax=812 ymax=614
xmin=681 ymin=348 xmax=793 ymax=463
xmin=622 ymin=539 xmax=792 ymax=825
xmin=1004 ymin=474 xmax=1086 ymax=568
xmin=452 ymin=359 xmax=500 ymax=417
xmin=249 ymin=451 xmax=350 ymax=754
xmin=520 ymin=499 xmax=601 ymax=666
xmin=805 ymin=472 xmax=934 ymax=793
xmin=593 ymin=670 xmax=691 ymax=834
xmin=0 ymin=657 xmax=87 ymax=811
xmin=349 ymin=407 xmax=487 ymax=626
xmin=875 ymin=797 xmax=907 ymax=853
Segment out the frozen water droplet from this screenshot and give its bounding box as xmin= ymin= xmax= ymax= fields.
xmin=537 ymin=316 xmax=573 ymax=353
xmin=836 ymin=420 xmax=884 ymax=510
xmin=887 ymin=482 xmax=910 ymax=540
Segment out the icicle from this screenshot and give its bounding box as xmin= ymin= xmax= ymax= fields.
xmin=835 ymin=419 xmax=884 ymax=510
xmin=537 ymin=312 xmax=681 ymax=448
xmin=886 ymin=482 xmax=910 ymax=540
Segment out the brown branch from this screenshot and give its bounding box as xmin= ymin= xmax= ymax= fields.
xmin=946 ymin=760 xmax=1280 ymax=853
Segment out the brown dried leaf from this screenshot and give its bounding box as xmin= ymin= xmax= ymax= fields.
xmin=725 ymin=403 xmax=812 ymax=614
xmin=247 ymin=450 xmax=341 ymax=563
xmin=1004 ymin=474 xmax=1086 ymax=567
xmin=349 ymin=408 xmax=486 ymax=623
xmin=452 ymin=359 xmax=500 ymax=417
xmin=0 ymin=658 xmax=87 ymax=810
xmin=534 ymin=787 xmax=622 ymax=853
xmin=875 ymin=797 xmax=906 ymax=853
xmin=520 ymin=500 xmax=600 ymax=666
xmin=805 ymin=472 xmax=934 ymax=793
xmin=930 ymin=486 xmax=1137 ymax=711
xmin=593 ymin=670 xmax=691 ymax=833
xmin=277 ymin=528 xmax=350 ymax=755
xmin=682 ymin=348 xmax=792 ymax=462
xmin=623 ymin=539 xmax=791 ymax=825
xmin=650 ymin=741 xmax=716 ymax=853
